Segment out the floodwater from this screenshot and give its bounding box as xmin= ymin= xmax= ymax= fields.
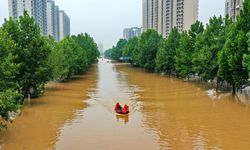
xmin=1 ymin=59 xmax=250 ymax=150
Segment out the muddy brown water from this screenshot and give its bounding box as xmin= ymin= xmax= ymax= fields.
xmin=1 ymin=59 xmax=250 ymax=150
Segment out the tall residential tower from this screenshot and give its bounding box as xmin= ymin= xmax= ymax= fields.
xmin=59 ymin=10 xmax=70 ymax=40
xmin=9 ymin=0 xmax=70 ymax=40
xmin=9 ymin=0 xmax=47 ymax=35
xmin=47 ymin=0 xmax=60 ymax=41
xmin=123 ymin=27 xmax=142 ymax=40
xmin=143 ymin=0 xmax=198 ymax=37
xmin=225 ymin=0 xmax=244 ymax=20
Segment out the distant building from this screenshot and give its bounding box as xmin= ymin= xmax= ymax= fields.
xmin=47 ymin=1 xmax=60 ymax=41
xmin=9 ymin=0 xmax=70 ymax=41
xmin=143 ymin=0 xmax=198 ymax=37
xmin=47 ymin=0 xmax=55 ymax=37
xmin=97 ymin=43 xmax=104 ymax=55
xmin=59 ymin=10 xmax=70 ymax=40
xmin=123 ymin=27 xmax=142 ymax=40
xmin=34 ymin=0 xmax=47 ymax=35
xmin=54 ymin=5 xmax=60 ymax=41
xmin=9 ymin=0 xmax=47 ymax=35
xmin=8 ymin=0 xmax=33 ymax=19
xmin=225 ymin=0 xmax=244 ymax=21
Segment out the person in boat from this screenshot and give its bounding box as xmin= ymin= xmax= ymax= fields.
xmin=122 ymin=104 xmax=129 ymax=114
xmin=115 ymin=102 xmax=122 ymax=112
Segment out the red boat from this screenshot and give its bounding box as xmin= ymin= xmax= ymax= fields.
xmin=115 ymin=108 xmax=129 ymax=115
xmin=115 ymin=103 xmax=129 ymax=115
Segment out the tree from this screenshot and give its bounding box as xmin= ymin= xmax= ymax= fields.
xmin=104 ymin=39 xmax=127 ymax=61
xmin=51 ymin=33 xmax=99 ymax=81
xmin=219 ymin=27 xmax=248 ymax=94
xmin=175 ymin=31 xmax=192 ymax=78
xmin=156 ymin=27 xmax=180 ymax=75
xmin=104 ymin=47 xmax=113 ymax=59
xmin=2 ymin=11 xmax=52 ymax=99
xmin=111 ymin=39 xmax=127 ymax=60
xmin=218 ymin=0 xmax=250 ymax=94
xmin=0 ymin=28 xmax=21 ymax=128
xmin=56 ymin=37 xmax=77 ymax=81
xmin=122 ymin=37 xmax=138 ymax=58
xmin=189 ymin=21 xmax=204 ymax=50
xmin=193 ymin=16 xmax=227 ymax=83
xmin=138 ymin=29 xmax=162 ymax=71
xmin=72 ymin=33 xmax=99 ymax=66
xmin=131 ymin=41 xmax=140 ymax=66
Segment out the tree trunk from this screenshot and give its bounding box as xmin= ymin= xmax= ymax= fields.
xmin=216 ymin=80 xmax=219 ymax=93
xmin=232 ymin=83 xmax=236 ymax=95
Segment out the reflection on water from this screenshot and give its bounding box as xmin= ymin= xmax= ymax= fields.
xmin=1 ymin=60 xmax=250 ymax=149
xmin=116 ymin=114 xmax=129 ymax=124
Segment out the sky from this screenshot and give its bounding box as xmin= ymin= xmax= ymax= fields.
xmin=0 ymin=0 xmax=225 ymax=50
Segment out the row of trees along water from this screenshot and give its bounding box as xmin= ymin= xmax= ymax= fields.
xmin=105 ymin=0 xmax=250 ymax=96
xmin=0 ymin=12 xmax=99 ymax=128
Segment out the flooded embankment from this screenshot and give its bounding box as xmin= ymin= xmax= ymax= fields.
xmin=1 ymin=59 xmax=250 ymax=150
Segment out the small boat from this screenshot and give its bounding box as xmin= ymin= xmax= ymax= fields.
xmin=115 ymin=107 xmax=129 ymax=115
xmin=115 ymin=102 xmax=129 ymax=115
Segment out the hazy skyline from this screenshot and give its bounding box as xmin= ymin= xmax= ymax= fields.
xmin=0 ymin=0 xmax=225 ymax=49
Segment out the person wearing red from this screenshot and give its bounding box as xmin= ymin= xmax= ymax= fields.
xmin=122 ymin=104 xmax=129 ymax=114
xmin=115 ymin=102 xmax=122 ymax=112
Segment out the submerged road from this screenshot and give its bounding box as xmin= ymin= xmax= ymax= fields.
xmin=1 ymin=59 xmax=250 ymax=150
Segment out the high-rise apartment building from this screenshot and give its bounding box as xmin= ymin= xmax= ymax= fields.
xmin=54 ymin=5 xmax=60 ymax=41
xmin=123 ymin=27 xmax=142 ymax=40
xmin=47 ymin=0 xmax=60 ymax=41
xmin=9 ymin=0 xmax=70 ymax=40
xmin=9 ymin=0 xmax=47 ymax=35
xmin=8 ymin=0 xmax=33 ymax=19
xmin=59 ymin=10 xmax=70 ymax=41
xmin=225 ymin=0 xmax=244 ymax=20
xmin=143 ymin=0 xmax=198 ymax=37
xmin=34 ymin=0 xmax=47 ymax=35
xmin=47 ymin=0 xmax=55 ymax=37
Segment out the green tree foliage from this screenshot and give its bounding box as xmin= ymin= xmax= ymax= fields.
xmin=0 ymin=90 xmax=21 ymax=121
xmin=218 ymin=25 xmax=248 ymax=94
xmin=156 ymin=27 xmax=180 ymax=74
xmin=131 ymin=42 xmax=140 ymax=66
xmin=0 ymin=28 xmax=21 ymax=128
xmin=2 ymin=12 xmax=52 ymax=98
xmin=105 ymin=39 xmax=127 ymax=60
xmin=55 ymin=37 xmax=76 ymax=81
xmin=137 ymin=29 xmax=162 ymax=71
xmin=104 ymin=47 xmax=113 ymax=59
xmin=193 ymin=16 xmax=226 ymax=82
xmin=0 ymin=29 xmax=19 ymax=91
xmin=72 ymin=33 xmax=99 ymax=66
xmin=122 ymin=37 xmax=138 ymax=58
xmin=174 ymin=21 xmax=203 ymax=78
xmin=218 ymin=0 xmax=250 ymax=94
xmin=189 ymin=21 xmax=204 ymax=52
xmin=52 ymin=34 xmax=99 ymax=81
xmin=115 ymin=39 xmax=128 ymax=59
xmin=175 ymin=31 xmax=193 ymax=77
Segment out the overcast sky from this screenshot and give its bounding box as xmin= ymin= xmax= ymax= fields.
xmin=0 ymin=0 xmax=225 ymax=49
